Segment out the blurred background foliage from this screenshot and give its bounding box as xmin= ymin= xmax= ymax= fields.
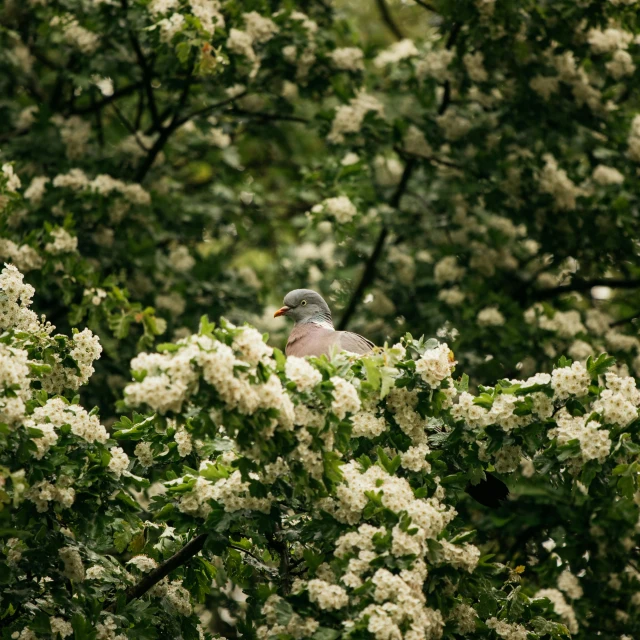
xmin=1 ymin=0 xmax=639 ymax=421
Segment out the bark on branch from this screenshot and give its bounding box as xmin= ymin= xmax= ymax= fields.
xmin=375 ymin=0 xmax=404 ymax=41
xmin=125 ymin=533 xmax=208 ymax=603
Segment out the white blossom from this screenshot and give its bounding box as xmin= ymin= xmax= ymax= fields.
xmin=330 ymin=47 xmax=365 ymax=71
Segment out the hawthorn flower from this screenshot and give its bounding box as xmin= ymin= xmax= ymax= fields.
xmin=59 ymin=547 xmax=85 ymax=582
xmin=285 ymin=356 xmax=322 ymax=391
xmin=127 ymin=555 xmax=158 ymax=572
xmin=538 ymin=154 xmax=582 ymax=210
xmin=551 ymin=362 xmax=590 ymax=399
xmin=108 ymin=447 xmax=130 ymax=478
xmin=330 ymin=377 xmax=361 ymax=419
xmin=307 ymin=579 xmax=349 ymax=609
xmin=44 ymin=228 xmax=78 ymax=254
xmin=330 ymin=47 xmax=365 ymax=71
xmin=477 ymin=306 xmax=505 ymax=327
xmin=593 ymin=165 xmax=624 ymax=185
xmin=313 ymin=196 xmax=358 ymax=224
xmin=415 ymin=343 xmax=455 ymax=388
xmin=2 ymin=163 xmax=21 ymax=192
xmin=374 ymin=39 xmax=418 ymax=67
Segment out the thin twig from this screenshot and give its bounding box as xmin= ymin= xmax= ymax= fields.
xmin=135 ymin=64 xmax=194 ymax=181
xmin=134 ymin=90 xmax=145 ymax=130
xmin=111 ymin=103 xmax=150 ymax=153
xmin=122 ymin=0 xmax=160 ymax=130
xmin=92 ymin=89 xmax=105 ymax=148
xmin=438 ymin=22 xmax=461 ymax=115
xmin=176 ymin=93 xmax=247 ymax=125
xmin=610 ymin=310 xmax=640 ymax=328
xmin=375 ymin=0 xmax=404 ymax=40
xmin=229 ymin=108 xmax=309 ymax=124
xmin=338 ymin=159 xmax=416 ymax=330
xmin=70 ymin=82 xmax=143 ymax=115
xmin=228 ymin=543 xmax=264 ymax=564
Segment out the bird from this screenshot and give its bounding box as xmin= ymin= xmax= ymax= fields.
xmin=275 ymin=288 xmax=509 ymax=508
xmin=274 ymin=289 xmax=374 ymax=357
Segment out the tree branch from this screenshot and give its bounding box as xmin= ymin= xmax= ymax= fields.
xmin=413 ymin=0 xmax=437 ymax=11
xmin=92 ymin=89 xmax=105 ymax=148
xmin=70 ymin=82 xmax=143 ymax=115
xmin=338 ymin=159 xmax=417 ymax=330
xmin=438 ymin=22 xmax=461 ymax=115
xmin=121 ymin=0 xmax=160 ymax=130
xmin=176 ymin=93 xmax=247 ymax=126
xmin=111 ymin=101 xmax=147 ymax=147
xmin=125 ymin=533 xmax=208 ymax=603
xmin=375 ymin=0 xmax=404 ymax=41
xmin=610 ymin=310 xmax=640 ymax=328
xmin=533 ymin=279 xmax=640 ymax=301
xmin=229 ymin=109 xmax=310 ymax=124
xmin=135 ymin=65 xmax=194 ymax=182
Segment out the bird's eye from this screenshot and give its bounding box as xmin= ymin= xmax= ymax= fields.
xmin=301 ymin=300 xmax=307 ymax=306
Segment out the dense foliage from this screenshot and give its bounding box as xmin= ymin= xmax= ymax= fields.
xmin=1 ymin=0 xmax=640 ymax=638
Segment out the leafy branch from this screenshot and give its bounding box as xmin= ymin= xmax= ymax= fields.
xmin=124 ymin=533 xmax=208 ymax=604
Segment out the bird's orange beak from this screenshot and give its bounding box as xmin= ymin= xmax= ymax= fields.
xmin=274 ymin=306 xmax=290 ymax=318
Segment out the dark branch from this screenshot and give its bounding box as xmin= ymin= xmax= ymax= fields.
xmin=121 ymin=0 xmax=160 ymax=130
xmin=445 ymin=22 xmax=462 ymax=50
xmin=230 ymin=109 xmax=310 ymax=124
xmin=111 ymin=102 xmax=146 ymax=146
xmin=229 ymin=543 xmax=264 ymax=564
xmin=177 ymin=93 xmax=247 ymax=125
xmin=375 ymin=0 xmax=404 ymax=41
xmin=338 ymin=159 xmax=416 ymax=330
xmin=135 ymin=65 xmax=194 ymax=182
xmin=70 ymin=82 xmax=143 ymax=115
xmin=413 ymin=0 xmax=437 ymax=11
xmin=92 ymin=89 xmax=105 ymax=148
xmin=125 ymin=533 xmax=208 ymax=603
xmin=438 ymin=23 xmax=461 ymax=115
xmin=534 ymin=279 xmax=640 ymax=301
xmin=610 ymin=310 xmax=640 ymax=328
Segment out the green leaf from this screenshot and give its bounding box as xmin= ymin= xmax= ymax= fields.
xmin=157 ymin=342 xmax=182 ymax=353
xmin=71 ymin=613 xmax=93 ymax=640
xmin=586 ymin=353 xmax=616 ymax=378
xmin=363 ymin=357 xmax=381 ymax=391
xmin=313 ymin=629 xmax=340 ymax=640
xmin=274 ymin=598 xmax=294 ymax=625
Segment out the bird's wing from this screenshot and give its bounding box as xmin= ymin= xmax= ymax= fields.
xmin=337 ymin=331 xmax=375 ymax=354
xmin=286 ymin=323 xmax=339 ymax=357
xmin=286 ymin=324 xmax=375 ymax=357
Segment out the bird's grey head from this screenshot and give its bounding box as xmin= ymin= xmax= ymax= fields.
xmin=274 ymin=289 xmax=333 ymax=326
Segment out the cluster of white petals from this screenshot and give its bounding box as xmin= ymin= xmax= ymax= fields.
xmin=285 ymin=355 xmax=322 ymax=391
xmin=538 ymin=154 xmax=582 ymax=210
xmin=415 ymin=342 xmax=455 ymax=388
xmin=327 ymin=91 xmax=385 ymax=144
xmin=330 ymin=47 xmax=365 ymax=71
xmin=312 ymin=195 xmax=358 ymax=224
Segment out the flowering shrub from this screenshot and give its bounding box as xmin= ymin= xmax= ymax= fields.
xmin=2 ymin=0 xmax=640 ymax=637
xmin=2 ymin=265 xmax=640 ymax=638
xmin=2 ymin=0 xmax=640 ymax=403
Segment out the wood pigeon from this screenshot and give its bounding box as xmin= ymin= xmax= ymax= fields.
xmin=275 ymin=288 xmax=509 ymax=508
xmin=274 ymin=289 xmax=374 ymax=357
